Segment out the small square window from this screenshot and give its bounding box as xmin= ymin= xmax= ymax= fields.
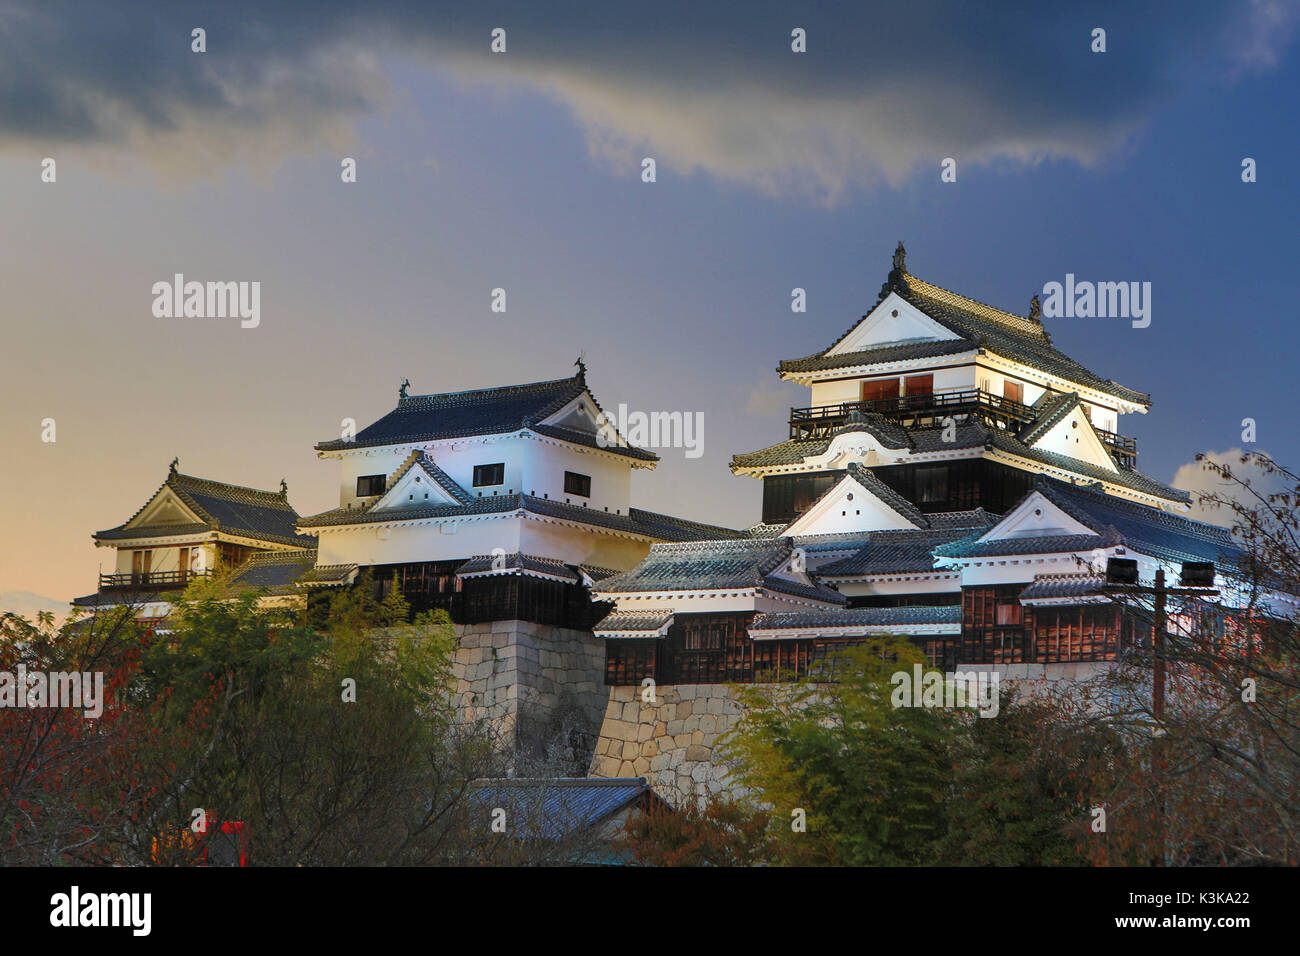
xmin=356 ymin=474 xmax=386 ymax=497
xmin=473 ymin=463 xmax=505 ymax=487
xmin=564 ymin=471 xmax=591 ymax=497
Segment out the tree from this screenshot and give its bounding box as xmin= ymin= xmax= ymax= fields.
xmin=720 ymin=637 xmax=955 ymax=865
xmin=617 ymin=793 xmax=772 ymax=866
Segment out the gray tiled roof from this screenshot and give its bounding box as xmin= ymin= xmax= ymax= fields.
xmin=596 ymin=538 xmax=846 ymax=604
xmin=94 ymin=471 xmax=315 ymax=548
xmin=777 ymin=338 xmax=975 ymax=373
xmin=314 ymin=374 xmax=657 ymax=462
xmin=984 ymin=428 xmax=1188 ymax=502
xmin=818 ymin=526 xmax=991 ymax=576
xmin=1032 ymin=478 xmax=1239 ymax=567
xmin=750 ymin=605 xmax=961 ymax=630
xmin=298 ymin=492 xmax=742 ymax=543
xmin=779 ymin=270 xmax=1150 ymax=407
xmin=297 ymin=563 xmax=359 ymax=586
xmin=935 ymin=477 xmax=1241 ymax=567
xmin=593 ymin=608 xmax=675 ymax=636
xmin=1018 ymin=573 xmax=1108 ymax=601
xmin=935 ymin=531 xmax=1118 ymax=559
xmin=456 ymin=552 xmax=580 ymax=582
xmin=928 ymin=508 xmax=999 ymax=529
xmin=529 ymin=422 xmax=658 ymax=462
xmin=227 ymin=549 xmax=317 ymax=596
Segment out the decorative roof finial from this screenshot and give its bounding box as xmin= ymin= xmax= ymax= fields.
xmin=168 ymin=457 xmax=179 ymax=477
xmin=574 ymin=354 xmax=587 ymax=385
xmin=1028 ymin=294 xmax=1042 ymax=321
xmin=399 ymin=378 xmax=410 ymax=400
xmin=878 ymin=241 xmax=912 ymax=302
xmin=280 ymin=478 xmax=288 ymax=497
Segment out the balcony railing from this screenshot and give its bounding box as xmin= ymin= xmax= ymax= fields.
xmin=789 ymin=388 xmax=1036 ymax=439
xmin=1094 ymin=427 xmax=1138 ymax=468
xmin=99 ymin=569 xmax=213 ymax=591
xmin=788 ymin=386 xmax=1137 ymax=467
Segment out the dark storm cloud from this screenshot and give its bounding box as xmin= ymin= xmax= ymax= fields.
xmin=0 ymin=0 xmax=1294 ymax=196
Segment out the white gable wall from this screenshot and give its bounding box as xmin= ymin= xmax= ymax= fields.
xmin=783 ymin=473 xmax=919 ymax=536
xmin=1029 ymin=407 xmax=1118 ymax=471
xmin=825 ymin=293 xmax=962 ymax=356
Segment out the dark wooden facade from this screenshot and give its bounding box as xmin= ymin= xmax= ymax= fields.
xmin=310 ymin=560 xmax=610 ymax=630
xmin=760 ymin=459 xmax=1036 ymax=525
xmin=604 ymin=590 xmax=1145 ymax=685
xmin=605 ymin=612 xmax=834 ymax=686
xmin=959 ymin=585 xmax=1145 ymax=664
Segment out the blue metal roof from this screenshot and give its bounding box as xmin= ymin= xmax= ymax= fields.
xmin=469 ymin=778 xmax=661 ymax=841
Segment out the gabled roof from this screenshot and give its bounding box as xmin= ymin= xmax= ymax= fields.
xmin=226 ymin=549 xmax=317 ymax=596
xmin=730 ymin=416 xmax=915 ymax=470
xmin=779 ymin=262 xmax=1150 ymax=407
xmin=595 ymin=537 xmax=846 ymax=604
xmin=844 ymin=463 xmax=928 ymax=526
xmin=1018 ymin=391 xmax=1084 ymax=447
xmin=94 ymin=467 xmax=314 ymax=548
xmin=388 ymin=451 xmax=475 ymax=506
xmin=456 ymin=552 xmax=582 ymax=584
xmin=935 ymin=477 xmax=1241 ymax=567
xmin=298 ymin=491 xmax=742 ymax=543
xmin=313 ymin=372 xmax=657 ymax=462
xmin=1031 ymin=478 xmax=1240 ymax=567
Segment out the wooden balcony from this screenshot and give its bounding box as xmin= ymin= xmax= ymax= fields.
xmin=99 ymin=569 xmax=212 ymax=591
xmin=1095 ymin=427 xmax=1138 ymax=468
xmin=789 ymin=388 xmax=1036 ymax=440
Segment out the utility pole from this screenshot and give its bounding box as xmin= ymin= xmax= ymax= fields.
xmin=1153 ymin=568 xmax=1166 ymax=721
xmin=1102 ymin=560 xmax=1215 ymax=866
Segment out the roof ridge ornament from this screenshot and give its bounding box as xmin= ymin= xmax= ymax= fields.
xmin=877 ymin=241 xmax=912 ymax=302
xmin=1028 ymin=294 xmax=1042 ymax=322
xmin=574 ymin=354 xmax=587 ymax=385
xmin=280 ymin=478 xmax=288 ymax=497
xmin=168 ymin=457 xmax=179 ymax=478
xmin=399 ymin=378 xmax=410 ymax=401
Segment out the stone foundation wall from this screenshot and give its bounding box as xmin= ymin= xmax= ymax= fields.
xmin=451 ymin=620 xmax=608 ymax=771
xmin=588 ymin=684 xmax=747 ymax=805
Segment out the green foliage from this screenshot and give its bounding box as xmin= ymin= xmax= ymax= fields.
xmin=721 ymin=637 xmax=954 ymax=865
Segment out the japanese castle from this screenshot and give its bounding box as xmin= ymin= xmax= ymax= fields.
xmin=70 ymin=244 xmax=1286 ymax=797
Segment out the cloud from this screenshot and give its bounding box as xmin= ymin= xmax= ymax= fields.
xmin=1171 ymin=448 xmax=1290 ymax=528
xmin=0 ymin=1 xmax=1295 ymax=196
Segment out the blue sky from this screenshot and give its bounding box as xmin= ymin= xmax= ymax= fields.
xmin=1 ymin=0 xmax=1297 ymax=605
